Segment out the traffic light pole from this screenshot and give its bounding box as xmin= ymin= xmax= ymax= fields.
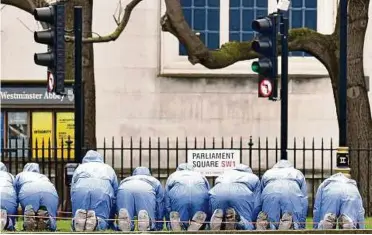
xmin=74 ymin=7 xmax=84 ymax=163
xmin=280 ymin=13 xmax=289 ymax=160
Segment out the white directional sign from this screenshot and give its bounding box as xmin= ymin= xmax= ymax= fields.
xmin=259 ymin=79 xmax=273 ymax=97
xmin=277 ymin=0 xmax=291 ymax=11
xmin=47 ymin=71 xmax=54 ymax=93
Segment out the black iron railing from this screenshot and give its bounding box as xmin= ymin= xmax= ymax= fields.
xmin=1 ymin=136 xmax=371 ymax=215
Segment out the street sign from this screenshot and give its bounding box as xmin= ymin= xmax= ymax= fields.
xmin=47 ymin=70 xmax=54 ymax=92
xmin=258 ymin=79 xmax=273 ymax=97
xmin=187 ymin=149 xmax=241 ymax=176
xmin=336 ymin=146 xmax=349 ymax=168
xmin=277 ymin=0 xmax=291 ymax=11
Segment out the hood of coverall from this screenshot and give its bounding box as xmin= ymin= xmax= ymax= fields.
xmin=82 ymin=150 xmax=104 ymax=163
xmin=0 ymin=162 xmax=7 ymax=172
xmin=23 ymin=163 xmax=40 ymax=173
xmin=272 ymin=160 xmax=294 ymax=169
xmin=176 ymin=163 xmax=194 ymax=171
xmin=233 ymin=164 xmax=253 ymax=173
xmin=132 ymin=166 xmax=151 ymax=176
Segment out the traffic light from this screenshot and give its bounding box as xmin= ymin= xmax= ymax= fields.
xmin=34 ymin=4 xmax=66 ymax=95
xmin=251 ymin=14 xmax=278 ymax=98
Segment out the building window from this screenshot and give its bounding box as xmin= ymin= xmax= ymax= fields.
xmin=289 ymin=0 xmax=317 ymax=56
xmin=229 ymin=0 xmax=268 ymax=42
xmin=160 ymin=0 xmax=335 ymax=75
xmin=179 ymin=0 xmax=220 ymax=55
xmin=7 ymin=112 xmax=29 ymax=158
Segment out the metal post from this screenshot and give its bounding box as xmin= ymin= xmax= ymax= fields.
xmin=336 ymin=0 xmax=350 ymax=177
xmin=280 ymin=13 xmax=289 ymax=160
xmin=269 ymin=13 xmax=279 ymax=101
xmin=74 ymin=7 xmax=83 ymax=163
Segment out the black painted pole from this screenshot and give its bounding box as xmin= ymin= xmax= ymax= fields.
xmin=74 ymin=7 xmax=83 ymax=163
xmin=339 ymin=0 xmax=347 ymax=147
xmin=336 ymin=0 xmax=350 ymax=174
xmin=280 ymin=13 xmax=289 ymax=160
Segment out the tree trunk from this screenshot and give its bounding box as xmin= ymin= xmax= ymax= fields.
xmin=331 ymin=0 xmax=372 ymax=215
xmin=65 ymin=0 xmax=96 ymax=150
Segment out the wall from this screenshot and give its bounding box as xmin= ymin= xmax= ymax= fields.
xmin=1 ymin=1 xmax=372 ymax=164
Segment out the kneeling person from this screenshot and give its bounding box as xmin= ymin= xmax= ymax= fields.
xmin=116 ymin=167 xmax=164 ymax=231
xmin=258 ymin=160 xmax=308 ymax=230
xmin=15 ymin=163 xmax=59 ymax=231
xmin=71 ymin=150 xmax=118 ymax=232
xmin=0 ymin=162 xmax=17 ymax=231
xmin=165 ymin=163 xmax=210 ymax=231
xmin=313 ymin=173 xmax=365 ymax=229
xmin=209 ymin=164 xmax=261 ymax=230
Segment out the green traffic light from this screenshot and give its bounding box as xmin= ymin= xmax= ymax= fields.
xmin=252 ymin=62 xmax=260 ymax=73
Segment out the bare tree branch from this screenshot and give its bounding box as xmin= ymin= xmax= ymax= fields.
xmin=17 ymin=17 xmax=34 ymax=32
xmin=116 ymin=0 xmax=124 ymax=23
xmin=162 ymin=0 xmax=336 ymax=71
xmin=65 ymin=0 xmax=143 ymax=43
xmin=113 ymin=14 xmax=120 ymax=26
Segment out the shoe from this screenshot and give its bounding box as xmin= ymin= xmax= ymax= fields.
xmin=256 ymin=211 xmax=269 ymax=230
xmin=85 ymin=210 xmax=97 ymax=232
xmin=224 ymin=208 xmax=237 ymax=230
xmin=338 ymin=214 xmax=355 ymax=229
xmin=319 ymin=213 xmax=337 ymax=229
xmin=138 ymin=210 xmax=150 ymax=231
xmin=0 ymin=209 xmax=7 ymax=231
xmin=118 ymin=208 xmax=131 ymax=231
xmin=24 ymin=205 xmax=37 ymax=231
xmin=188 ymin=211 xmax=206 ymax=231
xmin=210 ymin=209 xmax=223 ymax=231
xmin=74 ymin=209 xmax=87 ymax=232
xmin=36 ymin=206 xmax=50 ymax=231
xmin=170 ymin=211 xmax=181 ymax=231
xmin=278 ymin=212 xmax=293 ymax=230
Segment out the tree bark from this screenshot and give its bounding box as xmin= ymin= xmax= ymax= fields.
xmin=82 ymin=0 xmax=97 ymax=149
xmin=65 ymin=0 xmax=96 ymax=149
xmin=342 ymin=0 xmax=372 ymax=215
